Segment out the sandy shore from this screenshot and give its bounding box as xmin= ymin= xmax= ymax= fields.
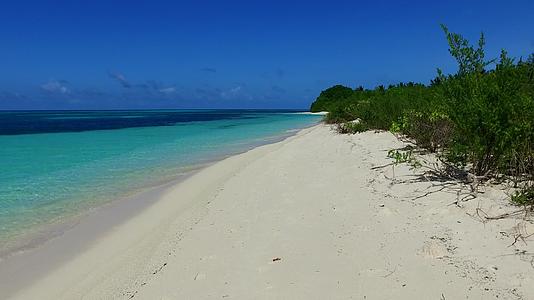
xmin=294 ymin=111 xmax=328 ymax=115
xmin=4 ymin=124 xmax=534 ymax=299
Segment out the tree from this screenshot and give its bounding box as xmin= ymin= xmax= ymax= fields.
xmin=310 ymin=85 xmax=354 ymax=112
xmin=440 ymin=24 xmax=494 ymax=76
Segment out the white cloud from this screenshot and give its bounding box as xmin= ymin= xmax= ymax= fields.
xmin=40 ymin=80 xmax=70 ymax=94
xmin=230 ymin=86 xmax=242 ymax=93
xmin=158 ymin=87 xmax=176 ymax=94
xmin=221 ymin=86 xmax=242 ymax=98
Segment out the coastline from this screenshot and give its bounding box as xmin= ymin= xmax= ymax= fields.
xmin=3 ymin=124 xmax=533 ymax=299
xmin=0 ymin=162 xmax=206 ymax=259
xmin=0 ymin=124 xmax=315 ymax=298
xmin=0 ymin=169 xmax=199 ymax=297
xmin=0 ymin=110 xmax=322 ymax=257
xmin=292 ymin=111 xmax=328 ymax=115
xmin=0 ymin=120 xmax=318 ymax=260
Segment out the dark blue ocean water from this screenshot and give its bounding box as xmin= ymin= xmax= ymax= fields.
xmin=0 ymin=109 xmax=305 ymax=135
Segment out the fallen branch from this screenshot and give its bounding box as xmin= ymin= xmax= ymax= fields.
xmin=509 ymin=233 xmax=534 ymax=247
xmin=484 ymin=209 xmax=526 ymax=220
xmin=412 ymin=185 xmax=449 ymax=200
xmin=371 ymin=162 xmax=395 ymax=170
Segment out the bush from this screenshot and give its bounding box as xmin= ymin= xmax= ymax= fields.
xmin=309 ymin=25 xmax=534 ymax=205
xmin=336 ymin=121 xmax=368 ymax=134
xmin=396 ymin=110 xmax=454 ymax=152
xmin=440 ymin=50 xmax=534 ymax=176
xmin=324 ymin=103 xmax=359 ymax=124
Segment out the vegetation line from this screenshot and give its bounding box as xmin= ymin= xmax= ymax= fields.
xmin=311 ymin=25 xmax=534 ymax=207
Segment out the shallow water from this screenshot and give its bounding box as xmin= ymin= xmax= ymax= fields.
xmin=0 ymin=110 xmax=321 ymax=252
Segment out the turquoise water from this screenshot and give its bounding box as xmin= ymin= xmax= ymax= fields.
xmin=0 ymin=110 xmax=321 ymax=252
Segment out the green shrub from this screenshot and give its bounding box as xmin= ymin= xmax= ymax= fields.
xmin=309 ymin=25 xmax=534 ymax=206
xmin=511 ymin=186 xmax=534 ymax=208
xmin=324 ymin=103 xmax=359 ymax=124
xmin=439 ymin=50 xmax=534 ymax=176
xmin=336 ymin=121 xmax=368 ymax=134
xmin=398 ymin=109 xmax=453 ymax=152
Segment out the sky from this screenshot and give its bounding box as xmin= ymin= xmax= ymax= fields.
xmin=0 ymin=0 xmax=533 ymax=110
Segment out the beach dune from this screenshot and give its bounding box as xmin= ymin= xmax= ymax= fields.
xmin=5 ymin=125 xmax=533 ymax=299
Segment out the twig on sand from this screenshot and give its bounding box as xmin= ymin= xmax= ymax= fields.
xmin=509 ymin=233 xmax=534 ymax=247
xmin=371 ymin=162 xmax=395 ymax=170
xmin=412 ymin=185 xmax=450 ymax=200
xmin=411 ymin=182 xmax=457 ymax=201
xmin=152 ymin=262 xmax=168 ymax=275
xmin=484 ymin=209 xmax=527 ymax=220
xmin=465 ymin=205 xmax=489 ymax=223
xmin=382 ymin=266 xmax=397 ymax=278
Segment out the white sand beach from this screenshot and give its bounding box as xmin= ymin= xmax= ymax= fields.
xmin=4 ymin=124 xmax=533 ymax=299
xmin=294 ymin=111 xmax=328 ymax=115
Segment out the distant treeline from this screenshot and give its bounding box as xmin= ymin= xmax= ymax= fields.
xmin=311 ymin=25 xmax=534 ymax=206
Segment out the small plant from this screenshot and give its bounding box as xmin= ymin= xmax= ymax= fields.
xmin=388 ymin=149 xmax=411 ymax=163
xmin=510 ymin=186 xmax=534 ymax=209
xmin=389 ymin=120 xmax=402 ymax=133
xmin=387 ymin=149 xmax=420 ymax=167
xmin=386 ymin=149 xmax=421 ymax=178
xmin=336 ymin=121 xmax=368 ymax=134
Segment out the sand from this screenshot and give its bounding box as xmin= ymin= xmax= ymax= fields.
xmin=4 ymin=124 xmax=534 ymax=299
xmin=294 ymin=111 xmax=328 ymax=115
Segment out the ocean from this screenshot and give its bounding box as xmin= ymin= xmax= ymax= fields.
xmin=0 ymin=110 xmax=322 ymax=255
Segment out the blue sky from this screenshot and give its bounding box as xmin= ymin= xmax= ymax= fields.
xmin=0 ymin=0 xmax=533 ymax=110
